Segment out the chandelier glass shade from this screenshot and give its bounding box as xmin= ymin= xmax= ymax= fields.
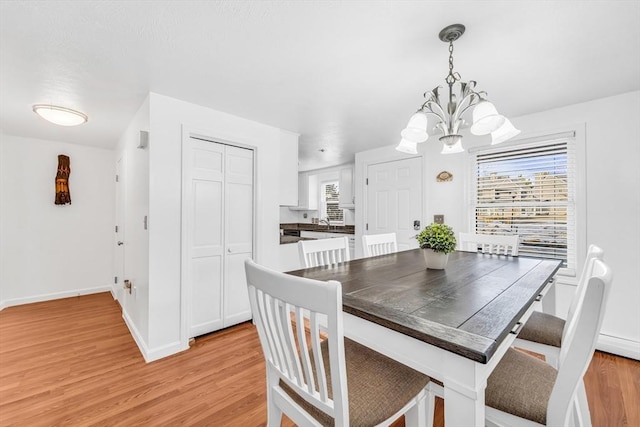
xmin=491 ymin=118 xmax=521 ymax=145
xmin=396 ymin=24 xmax=518 ymax=154
xmin=395 ymin=138 xmax=418 ymax=154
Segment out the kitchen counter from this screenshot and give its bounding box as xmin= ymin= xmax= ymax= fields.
xmin=280 ymin=235 xmax=317 ymax=245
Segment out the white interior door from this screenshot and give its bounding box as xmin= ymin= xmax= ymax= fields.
xmin=115 ymin=156 xmax=125 ymax=302
xmin=223 ymin=146 xmax=254 ymax=326
xmin=186 ymin=139 xmax=225 ymax=337
xmin=366 ymin=157 xmax=422 ymax=251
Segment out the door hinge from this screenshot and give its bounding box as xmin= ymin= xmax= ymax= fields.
xmin=115 ymin=225 xmax=118 ymax=233
xmin=366 ymin=178 xmax=368 ymax=185
xmin=115 ymin=174 xmax=119 ymax=182
xmin=114 ymin=276 xmax=118 ymax=284
xmin=366 ymin=223 xmax=368 ymax=231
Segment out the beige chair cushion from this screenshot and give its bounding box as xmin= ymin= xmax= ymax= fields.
xmin=518 ymin=311 xmax=566 ymax=347
xmin=281 ymin=338 xmax=430 ymax=426
xmin=486 ymin=348 xmax=558 ymax=425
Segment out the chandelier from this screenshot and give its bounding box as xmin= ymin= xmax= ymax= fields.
xmin=396 ymin=24 xmax=520 ymax=155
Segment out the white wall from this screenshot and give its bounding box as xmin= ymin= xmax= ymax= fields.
xmin=115 ymin=96 xmax=150 ymax=351
xmin=354 ymin=91 xmax=640 ymax=359
xmin=279 ymin=206 xmax=301 ymax=223
xmin=510 ymin=91 xmax=640 ymax=358
xmin=0 ymin=134 xmax=114 ymax=308
xmin=138 ymin=92 xmax=297 ymax=360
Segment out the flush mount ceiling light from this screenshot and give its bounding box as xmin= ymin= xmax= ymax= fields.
xmin=32 ymin=104 xmax=88 ymax=126
xmin=396 ymin=24 xmax=519 ymax=155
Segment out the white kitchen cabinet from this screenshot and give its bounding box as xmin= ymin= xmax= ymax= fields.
xmin=278 ymin=130 xmax=299 ymax=206
xmin=300 ymin=230 xmax=328 ymax=239
xmin=289 ymin=173 xmax=318 ymax=210
xmin=339 ymin=165 xmax=355 ymax=209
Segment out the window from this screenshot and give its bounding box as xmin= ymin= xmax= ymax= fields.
xmin=471 ymin=135 xmax=576 ymax=269
xmin=321 ymin=181 xmax=343 ymax=224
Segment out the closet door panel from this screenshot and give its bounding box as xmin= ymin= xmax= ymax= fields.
xmin=186 ymin=139 xmax=225 ymax=337
xmin=224 ymin=146 xmax=254 ymax=326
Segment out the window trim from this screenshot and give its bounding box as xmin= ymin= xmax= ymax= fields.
xmin=464 ymin=125 xmax=586 ymax=282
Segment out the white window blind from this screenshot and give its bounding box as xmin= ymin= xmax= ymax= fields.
xmin=472 ymin=136 xmax=576 ymax=268
xmin=322 ymin=181 xmax=343 ymax=223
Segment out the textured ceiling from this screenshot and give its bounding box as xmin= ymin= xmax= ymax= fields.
xmin=1 ymin=1 xmax=639 ymax=171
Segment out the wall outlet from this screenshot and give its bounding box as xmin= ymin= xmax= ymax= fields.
xmin=434 ymin=214 xmax=444 ymax=224
xmin=303 ymin=213 xmax=308 ymax=218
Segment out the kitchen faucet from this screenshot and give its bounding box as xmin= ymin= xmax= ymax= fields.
xmin=319 ymin=217 xmax=331 ymax=229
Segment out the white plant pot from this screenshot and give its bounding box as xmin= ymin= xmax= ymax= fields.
xmin=423 ymin=249 xmax=449 ymax=270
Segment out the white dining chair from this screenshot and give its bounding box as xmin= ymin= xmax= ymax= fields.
xmin=427 ymin=258 xmax=612 ymax=427
xmin=459 ymin=232 xmax=519 ymax=256
xmin=362 ymin=232 xmax=398 ymax=257
xmin=244 ymin=259 xmax=432 ymax=427
xmin=514 ymin=244 xmax=605 ymax=368
xmin=513 ymin=244 xmax=605 ymax=427
xmin=298 ymin=236 xmax=351 ymax=268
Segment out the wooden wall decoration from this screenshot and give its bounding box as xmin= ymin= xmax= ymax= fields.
xmin=436 ymin=171 xmax=453 ymax=182
xmin=55 ymin=154 xmax=71 ymax=205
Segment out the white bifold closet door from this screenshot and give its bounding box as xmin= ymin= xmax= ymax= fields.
xmin=184 ymin=138 xmax=254 ymax=338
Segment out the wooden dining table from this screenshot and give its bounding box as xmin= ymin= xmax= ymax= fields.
xmin=287 ymin=249 xmax=562 ymax=426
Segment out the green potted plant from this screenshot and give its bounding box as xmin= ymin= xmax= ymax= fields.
xmin=415 ymin=223 xmax=457 ymax=269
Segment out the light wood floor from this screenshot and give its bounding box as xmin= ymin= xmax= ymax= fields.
xmin=1 ymin=292 xmax=638 ymax=426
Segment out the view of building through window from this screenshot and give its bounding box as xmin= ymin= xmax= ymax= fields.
xmin=474 ymin=142 xmax=572 ymax=265
xmin=322 ymin=181 xmax=343 ymax=223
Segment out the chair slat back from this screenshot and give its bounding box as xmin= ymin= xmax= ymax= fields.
xmin=362 ymin=233 xmax=398 ymax=257
xmin=563 ymin=244 xmax=605 ymax=342
xmin=547 ymin=258 xmax=612 ymax=426
xmin=459 ymin=232 xmax=519 ymax=256
xmin=244 ymin=259 xmax=349 ymax=423
xmin=298 ymin=237 xmax=351 ymax=268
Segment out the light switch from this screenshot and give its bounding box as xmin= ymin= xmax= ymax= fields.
xmin=434 ymin=215 xmax=444 ymax=224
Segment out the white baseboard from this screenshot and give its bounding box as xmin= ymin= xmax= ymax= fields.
xmin=146 ymin=340 xmax=189 ymax=363
xmin=121 ymin=309 xmax=188 ymax=363
xmin=0 ymin=286 xmax=112 ymax=311
xmin=597 ymin=334 xmax=640 ymax=361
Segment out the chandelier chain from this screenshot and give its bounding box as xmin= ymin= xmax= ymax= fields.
xmin=445 ymin=41 xmax=458 ymax=86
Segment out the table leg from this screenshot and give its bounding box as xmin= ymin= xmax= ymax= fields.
xmin=443 ymin=357 xmax=486 ymax=426
xmin=541 ymin=278 xmax=557 ymax=315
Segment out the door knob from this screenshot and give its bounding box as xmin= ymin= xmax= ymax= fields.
xmin=227 ymin=248 xmax=232 ymax=253
xmin=117 ymin=241 xmax=124 ymax=246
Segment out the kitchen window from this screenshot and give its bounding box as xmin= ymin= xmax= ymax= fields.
xmin=470 ymin=132 xmax=578 ymax=273
xmin=321 ymin=181 xmax=344 ymax=224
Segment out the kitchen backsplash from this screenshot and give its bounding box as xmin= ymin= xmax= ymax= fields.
xmin=278 ymin=206 xmax=355 ymax=225
xmin=280 ymin=223 xmax=355 ymax=233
